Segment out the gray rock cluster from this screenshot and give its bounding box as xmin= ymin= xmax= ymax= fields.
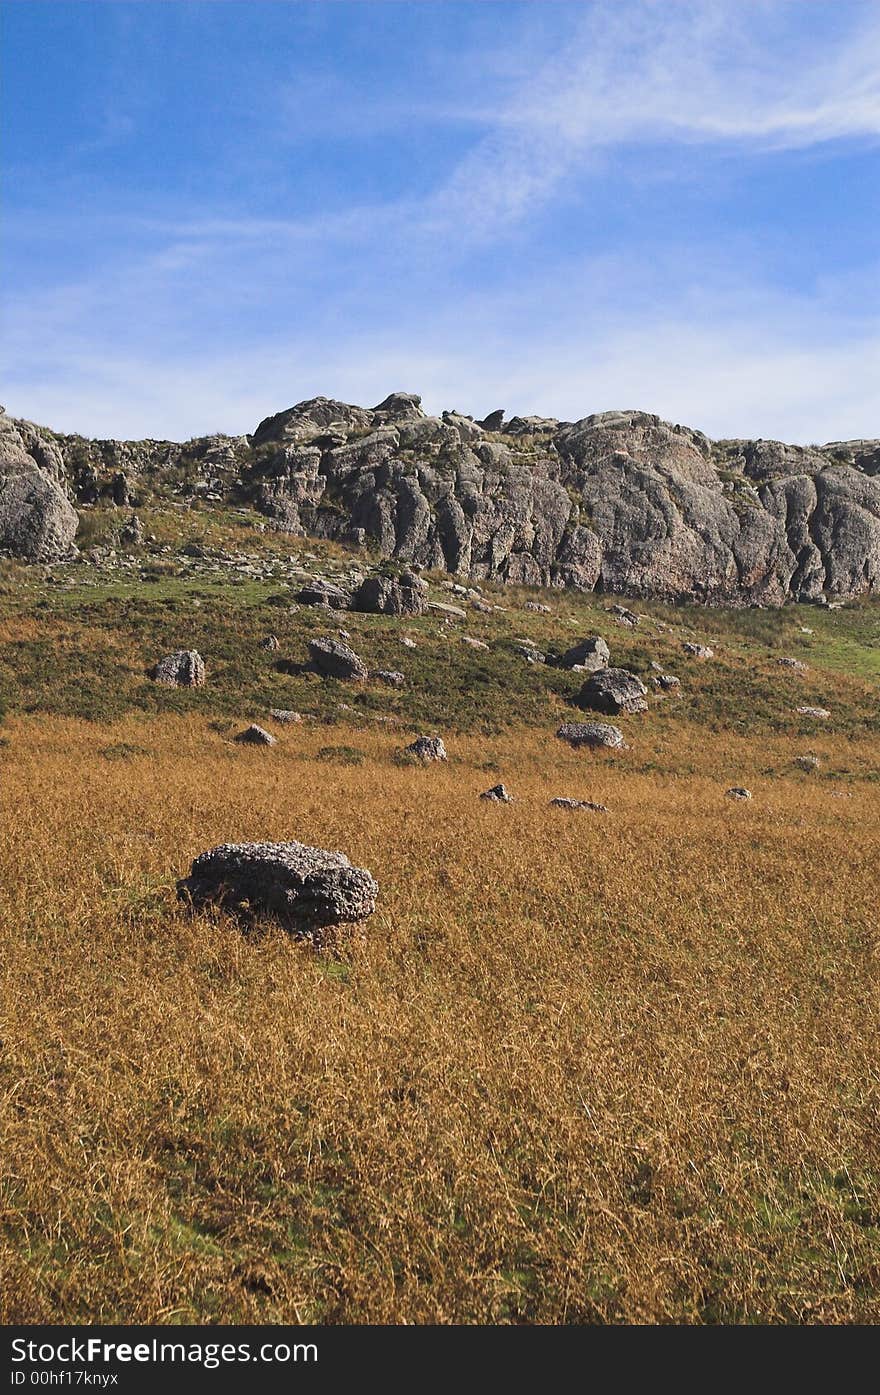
xmin=177 ymin=840 xmax=378 ymax=935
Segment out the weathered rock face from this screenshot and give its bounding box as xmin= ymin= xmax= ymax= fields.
xmin=151 ymin=650 xmax=206 ymax=687
xmin=0 ymin=411 xmax=79 ymax=562
xmin=307 ymin=636 xmax=368 ymax=681
xmin=177 ymin=840 xmax=378 ymax=934
xmin=576 ymin=668 xmax=648 ymax=716
xmin=15 ymin=395 xmax=880 ymax=605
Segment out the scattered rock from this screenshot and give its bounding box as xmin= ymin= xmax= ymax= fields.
xmin=794 ymin=754 xmax=820 ymax=772
xmin=120 ymin=513 xmax=143 ymax=545
xmin=151 ymin=650 xmax=206 ymax=687
xmin=777 ymin=656 xmax=807 ymax=672
xmin=260 ymin=634 xmax=280 ymax=651
xmin=404 ymin=735 xmax=447 ymax=762
xmin=525 ymin=601 xmax=551 ymax=614
xmin=308 ymin=637 xmax=368 ymax=681
xmin=796 ymin=706 xmax=831 ymax=719
xmin=177 ymin=840 xmax=378 ymax=935
xmin=549 ymin=797 xmax=609 ymax=813
xmin=462 ymin=636 xmax=489 ymax=650
xmin=577 ymin=667 xmax=648 ymax=715
xmin=400 ymin=636 xmax=417 ymax=649
xmin=429 ymin=601 xmax=467 ymax=620
xmin=607 ymin=604 xmax=640 ymax=627
xmin=269 ymin=709 xmax=302 ymax=724
xmin=296 ymin=579 xmax=352 ymax=609
xmin=480 ymin=783 xmax=512 ymax=802
xmin=652 ymin=673 xmax=681 ymax=690
xmin=682 ymin=642 xmax=714 ymax=659
xmin=556 ymin=721 xmax=627 ymax=750
xmin=374 ymin=669 xmax=405 ymax=687
xmin=556 ymin=636 xmax=610 ymax=672
xmin=350 ymin=570 xmax=427 ymax=616
xmin=725 ymin=787 xmax=752 ymax=800
xmin=234 ymin=724 xmax=276 ymax=746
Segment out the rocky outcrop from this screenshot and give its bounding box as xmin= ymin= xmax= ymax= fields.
xmin=12 ymin=396 xmax=880 ymax=605
xmin=350 ymin=570 xmax=427 ymax=616
xmin=177 ymin=840 xmax=378 ymax=934
xmin=0 ymin=410 xmax=78 ymax=562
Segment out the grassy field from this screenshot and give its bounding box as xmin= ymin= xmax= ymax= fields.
xmin=1 ymin=708 xmax=878 ymax=1324
xmin=1 ymin=513 xmax=878 ymax=1323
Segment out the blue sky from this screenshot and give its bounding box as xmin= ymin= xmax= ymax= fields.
xmin=2 ymin=0 xmax=879 ymax=442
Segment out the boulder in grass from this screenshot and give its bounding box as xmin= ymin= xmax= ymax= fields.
xmin=404 ymin=735 xmax=447 ymax=762
xmin=296 ymin=579 xmax=352 ymax=609
xmin=350 ymin=571 xmax=427 ymax=617
xmin=480 ymin=783 xmax=512 ymax=802
xmin=269 ymin=709 xmax=302 ymax=725
xmin=796 ymin=705 xmax=831 ymax=719
xmin=556 ymin=721 xmax=627 ymax=750
xmin=177 ymin=840 xmax=378 ymax=936
xmin=308 ymin=636 xmax=368 ymax=681
xmin=260 ymin=634 xmax=280 ymax=651
xmin=794 ymin=754 xmax=820 ymax=772
xmin=682 ymin=642 xmax=714 ymax=659
xmin=726 ymin=787 xmax=752 ymax=800
xmin=577 ymin=667 xmax=648 ymax=716
xmin=151 ymin=649 xmax=206 ymax=687
xmin=234 ymin=724 xmax=276 ymax=746
xmin=557 ymin=636 xmax=610 ymax=672
xmin=373 ymin=669 xmax=405 ymax=688
xmin=777 ymin=656 xmax=807 ymax=673
xmin=549 ymin=797 xmax=609 ymax=813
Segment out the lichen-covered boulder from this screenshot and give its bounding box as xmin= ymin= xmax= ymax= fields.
xmin=576 ymin=668 xmax=648 ymax=715
xmin=151 ymin=650 xmax=206 ymax=687
xmin=308 ymin=636 xmax=368 ymax=681
xmin=556 ymin=721 xmax=627 ymax=750
xmin=178 ymin=840 xmax=378 ymax=934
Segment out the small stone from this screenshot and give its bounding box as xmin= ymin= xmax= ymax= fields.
xmin=462 ymin=636 xmax=489 ymax=650
xmin=549 ymin=797 xmax=609 ymax=813
xmin=374 ymin=669 xmax=405 ymax=687
xmin=725 ymin=787 xmax=752 ymax=800
xmin=260 ymin=634 xmax=280 ymax=651
xmin=480 ymin=783 xmax=512 ymax=802
xmin=269 ymin=709 xmax=302 ymax=724
xmin=682 ymin=642 xmax=714 ymax=659
xmin=777 ymin=656 xmax=807 ymax=672
xmin=794 ymin=754 xmax=820 ymax=772
xmin=234 ymin=724 xmax=276 ymax=745
xmin=556 ymin=721 xmax=627 ymax=750
xmin=796 ymin=706 xmax=831 ymax=719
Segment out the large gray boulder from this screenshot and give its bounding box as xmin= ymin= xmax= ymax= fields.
xmin=0 ymin=412 xmax=79 ymax=562
xmin=177 ymin=840 xmax=378 ymax=934
xmin=350 ymin=570 xmax=427 ymax=616
xmin=404 ymin=735 xmax=447 ymax=762
xmin=308 ymin=636 xmax=368 ymax=680
xmin=576 ymin=667 xmax=648 ymax=716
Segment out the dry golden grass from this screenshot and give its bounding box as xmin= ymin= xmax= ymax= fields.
xmin=1 ymin=713 xmax=879 ymax=1323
